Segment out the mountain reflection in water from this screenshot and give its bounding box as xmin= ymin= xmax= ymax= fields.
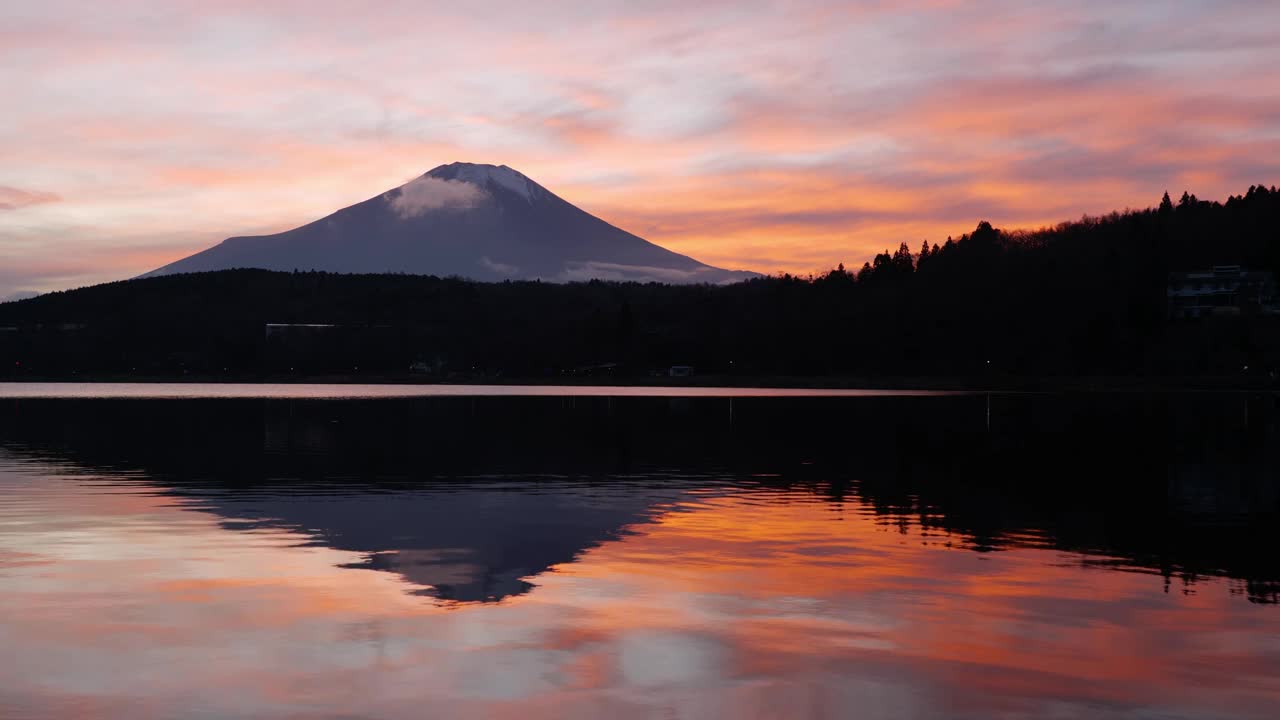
xmin=1 ymin=391 xmax=1278 ymax=719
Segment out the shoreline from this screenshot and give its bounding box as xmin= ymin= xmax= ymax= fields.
xmin=1 ymin=374 xmax=1277 ymax=393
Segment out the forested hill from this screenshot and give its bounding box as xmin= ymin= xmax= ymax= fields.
xmin=3 ymin=185 xmax=1279 ymax=381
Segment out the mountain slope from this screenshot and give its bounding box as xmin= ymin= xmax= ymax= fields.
xmin=146 ymin=162 xmax=755 ymax=283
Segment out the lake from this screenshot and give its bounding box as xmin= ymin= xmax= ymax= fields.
xmin=1 ymin=386 xmax=1277 ymax=719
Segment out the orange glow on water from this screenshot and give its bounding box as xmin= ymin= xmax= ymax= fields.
xmin=3 ymin=465 xmax=1276 ymax=719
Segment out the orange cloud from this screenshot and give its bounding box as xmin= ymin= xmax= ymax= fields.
xmin=2 ymin=1 xmax=1279 ymax=294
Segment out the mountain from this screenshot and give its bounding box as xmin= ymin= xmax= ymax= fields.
xmin=9 ymin=183 xmax=1277 ymax=381
xmin=146 ymin=162 xmax=755 ymax=283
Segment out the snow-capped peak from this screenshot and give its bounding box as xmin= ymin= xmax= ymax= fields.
xmin=426 ymin=162 xmax=541 ymax=203
xmin=145 ymin=161 xmax=757 ymax=285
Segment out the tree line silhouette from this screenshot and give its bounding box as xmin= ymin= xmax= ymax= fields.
xmin=3 ymin=392 xmax=1277 ymax=603
xmin=2 ymin=184 xmax=1279 ymax=381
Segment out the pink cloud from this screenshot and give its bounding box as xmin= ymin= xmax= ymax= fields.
xmin=1 ymin=1 xmax=1278 ymax=295
xmin=0 ymin=186 xmax=60 ymax=211
xmin=385 ymin=176 xmax=488 ymax=218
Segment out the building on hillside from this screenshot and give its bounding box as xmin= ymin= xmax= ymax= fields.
xmin=264 ymin=323 xmax=338 ymax=339
xmin=1167 ymin=266 xmax=1277 ymax=319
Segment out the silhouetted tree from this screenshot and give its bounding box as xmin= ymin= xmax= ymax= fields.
xmin=892 ymin=242 xmax=914 ymax=273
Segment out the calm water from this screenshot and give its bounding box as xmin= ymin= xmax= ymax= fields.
xmin=1 ymin=388 xmax=1278 ymax=719
xmin=0 ymin=382 xmax=965 ymax=399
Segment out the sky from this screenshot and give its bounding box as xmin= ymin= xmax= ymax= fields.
xmin=2 ymin=0 xmax=1279 ymax=297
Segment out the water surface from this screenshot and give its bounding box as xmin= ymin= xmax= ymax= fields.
xmin=0 ymin=382 xmax=966 ymax=399
xmin=1 ymin=391 xmax=1277 ymax=718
